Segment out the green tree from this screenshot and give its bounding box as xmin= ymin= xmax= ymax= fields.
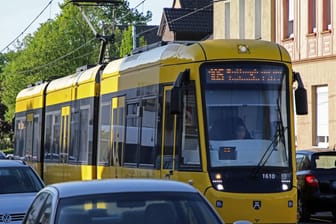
xmin=119 ymin=26 xmax=133 ymax=57
xmin=1 ymin=0 xmax=152 ymax=121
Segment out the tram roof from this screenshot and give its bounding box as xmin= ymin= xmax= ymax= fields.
xmin=46 ymin=64 xmax=103 ymax=93
xmin=16 ymin=82 xmax=49 ymax=101
xmin=199 ymin=39 xmax=291 ymax=62
xmin=103 ymin=43 xmax=184 ymax=75
xmin=16 ymin=39 xmax=291 ymax=100
xmin=103 ymin=39 xmax=291 ymax=76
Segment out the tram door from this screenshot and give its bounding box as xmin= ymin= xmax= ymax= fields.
xmin=161 ymin=87 xmax=178 ymax=179
xmin=60 ymin=106 xmax=71 ymax=181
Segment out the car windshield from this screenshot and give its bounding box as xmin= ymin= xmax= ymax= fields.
xmin=55 ymin=192 xmax=222 ymax=224
xmin=312 ymin=154 xmax=336 ymax=169
xmin=0 ymin=167 xmax=43 ymax=194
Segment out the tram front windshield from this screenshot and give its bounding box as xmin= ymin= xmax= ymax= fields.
xmin=201 ymin=62 xmax=290 ymax=169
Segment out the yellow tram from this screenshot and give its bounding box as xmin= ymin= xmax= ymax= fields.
xmin=15 ymin=39 xmax=308 ymax=223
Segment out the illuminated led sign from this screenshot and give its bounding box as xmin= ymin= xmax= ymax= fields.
xmin=205 ymin=64 xmax=285 ymax=84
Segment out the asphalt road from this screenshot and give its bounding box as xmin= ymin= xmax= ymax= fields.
xmin=299 ymin=212 xmax=335 ymax=223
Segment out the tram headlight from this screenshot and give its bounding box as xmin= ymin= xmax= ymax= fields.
xmin=210 ymin=172 xmax=224 ymax=191
xmin=282 ymin=183 xmax=289 ymax=191
xmin=216 ymin=184 xmax=224 ymax=190
xmin=281 ymin=172 xmax=292 ymax=191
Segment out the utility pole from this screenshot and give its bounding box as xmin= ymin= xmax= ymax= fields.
xmin=68 ymin=0 xmax=122 ymax=64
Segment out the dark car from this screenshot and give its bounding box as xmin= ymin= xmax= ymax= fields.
xmin=296 ymin=149 xmax=336 ymax=221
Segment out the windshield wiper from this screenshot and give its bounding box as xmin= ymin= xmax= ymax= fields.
xmin=253 ymin=122 xmax=283 ymax=177
xmin=253 ymin=100 xmax=287 ymax=177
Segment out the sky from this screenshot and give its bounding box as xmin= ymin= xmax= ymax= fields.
xmin=0 ymin=0 xmax=172 ymax=52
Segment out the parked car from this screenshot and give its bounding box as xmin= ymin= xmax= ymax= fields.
xmin=296 ymin=149 xmax=336 ymax=221
xmin=23 ymin=179 xmax=225 ymax=224
xmin=0 ymin=160 xmax=45 ymax=224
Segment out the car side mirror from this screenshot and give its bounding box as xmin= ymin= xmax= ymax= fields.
xmin=170 ymin=69 xmax=190 ymax=115
xmin=293 ymin=72 xmax=308 ymax=115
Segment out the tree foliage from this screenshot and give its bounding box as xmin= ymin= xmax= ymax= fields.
xmin=119 ymin=26 xmax=133 ymax=57
xmin=0 ymin=0 xmax=152 ymax=122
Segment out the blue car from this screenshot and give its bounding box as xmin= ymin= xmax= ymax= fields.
xmin=23 ymin=179 xmax=225 ymax=224
xmin=0 ymin=160 xmax=45 ymax=224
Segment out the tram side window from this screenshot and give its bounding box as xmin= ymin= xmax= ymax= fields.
xmin=15 ymin=118 xmax=26 ymax=158
xmin=70 ymin=111 xmax=79 ymax=163
xmin=44 ymin=112 xmax=61 ymax=161
xmin=53 ymin=114 xmax=61 ymax=161
xmin=180 ymin=83 xmax=201 ymax=168
xmin=79 ymin=107 xmax=90 ymax=163
xmin=69 ymin=106 xmax=91 ymax=164
xmin=33 ymin=116 xmax=40 ymax=161
xmin=124 ymin=103 xmax=139 ymax=164
xmin=98 ymin=103 xmax=111 ymax=165
xmin=111 ymin=96 xmax=125 ymax=166
xmin=139 ymin=98 xmax=157 ymax=166
xmin=44 ymin=115 xmax=52 ymax=160
xmin=25 ymin=117 xmax=33 ymax=160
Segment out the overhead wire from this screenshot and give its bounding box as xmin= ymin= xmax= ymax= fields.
xmin=15 ymin=0 xmax=148 ymax=75
xmin=0 ymin=0 xmax=54 ymax=53
xmin=17 ymin=37 xmax=96 ymax=74
xmin=11 ymin=0 xmax=221 ymax=75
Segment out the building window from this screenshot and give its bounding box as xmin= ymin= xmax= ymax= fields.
xmin=308 ymin=0 xmax=317 ymax=33
xmin=323 ymin=0 xmax=331 ymax=31
xmin=239 ymin=0 xmax=245 ymax=39
xmin=255 ymin=0 xmax=261 ymax=39
xmin=225 ymin=2 xmax=230 ymax=39
xmin=315 ymin=86 xmax=328 ymax=147
xmin=283 ymin=0 xmax=294 ymax=39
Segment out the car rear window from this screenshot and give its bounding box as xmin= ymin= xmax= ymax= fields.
xmin=312 ymin=154 xmax=336 ymax=169
xmin=55 ymin=192 xmax=222 ymax=224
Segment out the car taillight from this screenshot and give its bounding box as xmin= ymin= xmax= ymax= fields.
xmin=305 ymin=174 xmax=319 ymax=187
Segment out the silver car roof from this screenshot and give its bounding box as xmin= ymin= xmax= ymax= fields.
xmin=0 ymin=159 xmax=28 ymax=167
xmin=46 ymin=179 xmax=199 ymax=198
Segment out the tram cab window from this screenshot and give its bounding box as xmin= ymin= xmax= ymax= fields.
xmin=175 ymin=82 xmax=201 ymax=169
xmin=180 ymin=89 xmax=200 ymax=167
xmin=203 ymin=63 xmax=290 ymax=168
xmin=161 ymin=89 xmax=176 ymax=169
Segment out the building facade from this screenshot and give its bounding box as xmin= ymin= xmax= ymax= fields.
xmin=213 ymin=0 xmax=275 ymax=41
xmin=213 ymin=0 xmax=334 ymax=150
